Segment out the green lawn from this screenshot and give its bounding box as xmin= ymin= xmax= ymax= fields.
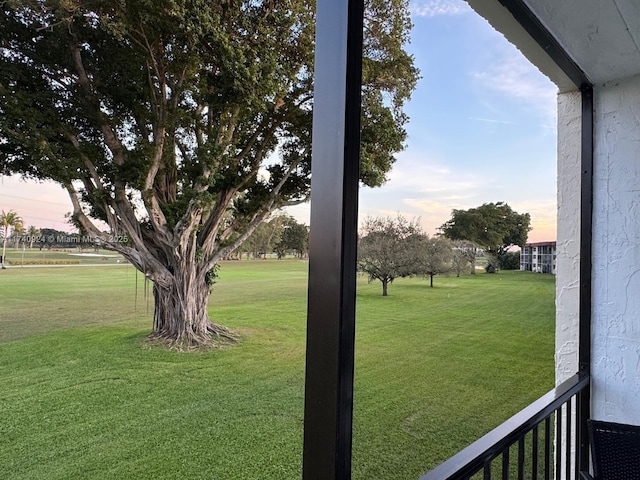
xmin=0 ymin=261 xmax=555 ymax=479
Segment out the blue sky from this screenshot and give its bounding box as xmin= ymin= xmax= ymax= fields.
xmin=0 ymin=0 xmax=558 ymax=242
xmin=361 ymin=0 xmax=558 ymax=241
xmin=293 ymin=0 xmax=558 ymax=242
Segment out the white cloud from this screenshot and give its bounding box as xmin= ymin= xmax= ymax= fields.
xmin=410 ymin=0 xmax=471 ymax=18
xmin=402 ymin=199 xmax=457 ymax=232
xmin=471 ymin=46 xmax=558 ymax=123
xmin=383 ymin=153 xmax=488 ymax=198
xmin=286 ymin=152 xmax=558 ymax=240
xmin=358 ymin=153 xmax=494 ymax=235
xmin=357 ymin=150 xmax=559 ymax=239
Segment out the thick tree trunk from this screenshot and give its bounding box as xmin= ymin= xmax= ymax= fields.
xmin=147 ymin=265 xmax=235 ymax=349
xmin=382 ymin=278 xmax=388 ymax=296
xmin=430 ymin=274 xmax=434 ymax=287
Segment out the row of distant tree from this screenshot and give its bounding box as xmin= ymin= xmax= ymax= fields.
xmin=0 ymin=208 xmax=311 ymax=264
xmin=0 ymin=210 xmax=100 ymax=250
xmin=3 ymin=200 xmax=528 ymax=275
xmin=226 ymin=215 xmax=309 ymax=260
xmin=1 ymin=209 xmax=117 ymax=269
xmin=358 ymin=202 xmax=531 ymax=295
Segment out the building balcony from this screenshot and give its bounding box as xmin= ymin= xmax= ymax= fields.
xmin=420 ymin=373 xmax=590 ymax=480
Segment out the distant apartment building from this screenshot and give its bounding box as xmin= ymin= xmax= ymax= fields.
xmin=520 ymin=241 xmax=557 ymax=274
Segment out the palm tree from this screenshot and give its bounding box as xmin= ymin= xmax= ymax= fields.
xmin=13 ymin=223 xmax=25 ymax=249
xmin=27 ymin=225 xmax=40 ymax=249
xmin=1 ymin=210 xmax=24 ymax=269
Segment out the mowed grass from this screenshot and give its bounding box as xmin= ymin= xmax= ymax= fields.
xmin=0 ymin=261 xmax=555 ymax=479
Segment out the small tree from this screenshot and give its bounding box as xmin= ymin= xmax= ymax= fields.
xmin=357 ymin=215 xmax=421 ymax=296
xmin=1 ymin=210 xmax=23 ymax=269
xmin=413 ymin=236 xmax=453 ymax=287
xmin=498 ymin=250 xmax=521 ymax=270
xmin=276 ymin=218 xmax=309 ymax=259
xmin=451 ymin=239 xmax=479 ymax=276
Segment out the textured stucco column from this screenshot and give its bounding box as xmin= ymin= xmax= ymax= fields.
xmin=591 ymin=75 xmax=640 ymax=425
xmin=556 ymin=90 xmax=582 ymax=385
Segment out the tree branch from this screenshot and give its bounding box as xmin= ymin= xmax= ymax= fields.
xmin=198 ymin=189 xmax=237 ymax=258
xmin=69 ymin=40 xmax=127 ymax=166
xmin=206 ymin=156 xmax=304 ymax=268
xmin=216 ymin=105 xmax=241 ymax=146
xmin=172 ymin=199 xmax=203 ymax=256
xmin=64 ymin=183 xmax=104 ymax=238
xmin=207 ymin=206 xmax=273 ymax=270
xmin=66 ymin=132 xmax=104 ymax=190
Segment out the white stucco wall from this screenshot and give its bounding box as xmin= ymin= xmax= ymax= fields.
xmin=556 ymin=77 xmax=640 ymax=425
xmin=555 ymin=90 xmax=583 ymax=477
xmin=591 ymin=75 xmax=640 ymax=424
xmin=556 ymin=90 xmax=582 ymax=384
xmin=468 ymin=0 xmax=640 ymax=433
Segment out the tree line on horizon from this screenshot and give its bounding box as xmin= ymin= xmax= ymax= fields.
xmin=358 ymin=202 xmax=531 ymax=296
xmin=3 ymin=199 xmax=530 ymax=292
xmin=0 ymin=207 xmax=311 ymax=260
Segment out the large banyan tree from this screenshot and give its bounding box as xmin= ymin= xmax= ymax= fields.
xmin=0 ymin=0 xmax=418 ymax=347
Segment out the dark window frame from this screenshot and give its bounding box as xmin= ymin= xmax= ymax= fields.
xmin=302 ymin=1 xmax=593 ymax=477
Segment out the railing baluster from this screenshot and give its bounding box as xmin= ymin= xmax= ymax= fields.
xmin=556 ymin=407 xmax=563 ymax=480
xmin=419 ymin=374 xmax=589 ymax=480
xmin=576 ymin=388 xmax=589 ymax=479
xmin=518 ymin=437 xmax=525 ymax=480
xmin=566 ymin=399 xmax=573 ymax=480
xmin=484 ymin=461 xmax=491 ymax=480
xmin=502 ymin=448 xmax=509 ymax=479
xmin=545 ymin=416 xmax=551 ymax=480
xmin=532 ymin=424 xmax=539 ymax=479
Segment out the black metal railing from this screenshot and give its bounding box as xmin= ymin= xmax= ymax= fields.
xmin=420 ymin=372 xmax=590 ymax=480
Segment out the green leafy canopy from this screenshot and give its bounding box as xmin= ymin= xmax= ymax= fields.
xmin=0 ymin=0 xmax=419 ymax=274
xmin=439 ymin=202 xmax=531 ymax=256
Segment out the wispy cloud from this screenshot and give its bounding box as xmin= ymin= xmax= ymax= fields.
xmin=358 ymin=153 xmax=495 ymax=235
xmin=467 ymin=117 xmax=519 ymax=125
xmin=280 ymin=152 xmax=489 ymax=234
xmin=410 ymin=0 xmax=471 ymax=18
xmin=471 ymin=46 xmax=558 ymax=122
xmin=357 ymin=148 xmax=559 ymax=239
xmin=402 ymin=199 xmax=458 ymax=232
xmin=384 ymin=154 xmax=487 ymax=197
